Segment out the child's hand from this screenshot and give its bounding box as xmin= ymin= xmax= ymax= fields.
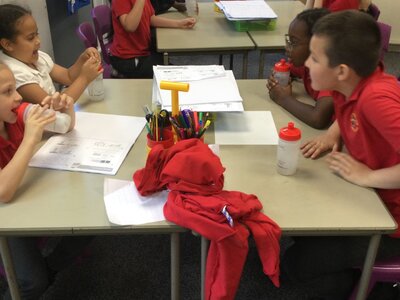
xmin=81 ymin=56 xmax=102 ymax=83
xmin=82 ymin=47 xmax=101 ymax=62
xmin=267 ymin=75 xmax=292 ymax=104
xmin=301 ymin=133 xmax=341 ymax=159
xmin=23 ymin=104 xmax=56 ymax=145
xmin=326 ymin=151 xmax=371 ymax=186
xmin=178 ymin=18 xmax=196 ymax=29
xmin=41 ymin=92 xmax=74 ymax=111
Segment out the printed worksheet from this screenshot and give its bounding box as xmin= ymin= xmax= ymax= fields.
xmin=29 ymin=112 xmax=146 ymax=175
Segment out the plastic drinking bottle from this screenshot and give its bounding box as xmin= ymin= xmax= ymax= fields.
xmin=186 ymin=0 xmax=199 ymax=17
xmin=88 ymin=66 xmax=105 ymax=101
xmin=273 ymin=59 xmax=291 ymax=86
xmin=277 ymin=122 xmax=302 ymax=175
xmin=24 ymin=104 xmax=71 ymax=134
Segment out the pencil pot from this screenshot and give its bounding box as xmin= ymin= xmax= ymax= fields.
xmin=146 ymin=129 xmax=174 ymax=154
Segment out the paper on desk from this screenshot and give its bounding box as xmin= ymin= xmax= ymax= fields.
xmin=219 ymin=1 xmax=277 ymax=20
xmin=104 ymin=178 xmax=167 ymax=225
xmin=214 ymin=111 xmax=278 ymax=145
xmin=29 ymin=112 xmax=146 ymax=175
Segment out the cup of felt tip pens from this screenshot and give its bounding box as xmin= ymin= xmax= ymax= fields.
xmin=170 ymin=109 xmax=211 ymax=142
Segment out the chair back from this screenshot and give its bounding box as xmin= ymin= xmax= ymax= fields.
xmin=91 ymin=5 xmax=113 ymax=65
xmin=76 ymin=22 xmax=112 ymax=79
xmin=368 ymin=3 xmax=381 ymax=20
xmin=378 ymin=22 xmax=392 ymax=60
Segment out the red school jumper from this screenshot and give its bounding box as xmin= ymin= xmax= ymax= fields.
xmin=133 ymin=139 xmax=281 ymax=300
xmin=0 ymin=102 xmax=28 ymax=168
xmin=322 ymin=0 xmax=359 ymax=11
xmin=333 ymin=64 xmax=400 ymax=237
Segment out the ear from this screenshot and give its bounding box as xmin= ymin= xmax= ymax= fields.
xmin=0 ymin=38 xmax=13 ymax=52
xmin=336 ymin=64 xmax=351 ymax=82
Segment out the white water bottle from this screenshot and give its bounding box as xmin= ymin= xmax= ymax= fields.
xmin=274 ymin=59 xmax=291 ymax=86
xmin=24 ymin=104 xmax=71 ymax=134
xmin=186 ymin=0 xmax=198 ymax=18
xmin=277 ymin=122 xmax=301 ymax=176
xmin=87 ymin=73 xmax=105 ymax=101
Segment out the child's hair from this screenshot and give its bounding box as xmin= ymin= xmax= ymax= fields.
xmin=312 ymin=10 xmax=381 ymax=77
xmin=0 ymin=4 xmax=31 ymax=43
xmin=295 ymin=8 xmax=330 ymax=38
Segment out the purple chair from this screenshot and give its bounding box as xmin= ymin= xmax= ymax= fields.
xmin=76 ymin=22 xmax=112 ymax=78
xmin=349 ymin=256 xmax=400 ymax=300
xmin=91 ymin=5 xmax=113 ymax=65
xmin=378 ymin=22 xmax=392 ymax=60
xmin=368 ymin=3 xmax=381 ymax=20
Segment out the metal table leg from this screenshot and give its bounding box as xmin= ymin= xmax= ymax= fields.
xmin=201 ymin=236 xmax=209 ymax=300
xmin=258 ymin=49 xmax=265 ymax=79
xmin=171 ymin=232 xmax=180 ymax=300
xmin=355 ymin=234 xmax=381 ymax=300
xmin=164 ymin=52 xmax=169 ymax=66
xmin=242 ymin=52 xmax=248 ymax=79
xmin=0 ymin=237 xmax=20 ymax=300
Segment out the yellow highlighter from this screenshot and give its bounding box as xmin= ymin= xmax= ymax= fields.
xmin=159 ymin=81 xmax=189 ymax=117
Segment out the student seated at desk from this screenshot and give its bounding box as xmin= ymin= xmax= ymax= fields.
xmin=267 ymin=9 xmax=334 ymax=129
xmin=150 ymin=0 xmax=186 ymax=15
xmin=305 ymin=0 xmax=372 ymax=12
xmin=0 ymin=62 xmax=91 ymax=300
xmin=281 ymin=11 xmax=400 ymax=299
xmin=109 ymin=0 xmax=196 ymax=79
xmin=0 ymin=4 xmax=102 ymax=104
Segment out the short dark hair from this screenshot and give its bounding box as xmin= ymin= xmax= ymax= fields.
xmin=0 ymin=4 xmax=31 ymax=42
xmin=295 ymin=8 xmax=330 ymax=38
xmin=312 ymin=10 xmax=381 ymax=77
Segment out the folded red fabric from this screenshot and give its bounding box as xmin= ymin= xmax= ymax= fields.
xmin=133 ymin=139 xmax=281 ymax=300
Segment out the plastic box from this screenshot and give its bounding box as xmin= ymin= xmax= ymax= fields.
xmin=229 ymin=18 xmax=277 ymax=32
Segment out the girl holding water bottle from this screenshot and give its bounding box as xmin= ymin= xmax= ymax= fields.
xmin=267 ymin=9 xmax=334 ymax=129
xmin=0 ymin=4 xmax=102 ymax=105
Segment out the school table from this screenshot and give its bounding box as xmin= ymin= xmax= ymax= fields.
xmin=156 ymin=2 xmax=256 ymax=78
xmin=248 ymin=0 xmax=305 ymax=78
xmin=0 ymin=79 xmax=396 ymax=300
xmin=373 ymin=0 xmax=400 ymax=51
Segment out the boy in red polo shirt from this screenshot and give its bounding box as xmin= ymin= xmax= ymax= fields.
xmin=282 ymin=11 xmax=400 ymax=299
xmin=305 ymin=0 xmax=371 ymax=12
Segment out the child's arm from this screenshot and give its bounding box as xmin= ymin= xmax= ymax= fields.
xmin=326 ymin=152 xmax=400 ymax=189
xmin=41 ymin=92 xmax=76 ymax=132
xmin=151 ymin=15 xmax=196 ymax=28
xmin=267 ymin=78 xmax=334 ymax=129
xmin=305 ymin=0 xmax=315 ymax=9
xmin=50 ymin=56 xmax=101 ymax=102
xmin=301 ymin=120 xmax=342 ymax=159
xmin=119 ymin=0 xmax=146 ymax=32
xmin=0 ymin=105 xmax=56 ymax=203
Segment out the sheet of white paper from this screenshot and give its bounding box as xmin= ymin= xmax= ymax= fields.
xmin=214 ymin=111 xmax=279 ymax=145
xmin=162 ymin=101 xmax=244 ymax=112
xmin=155 ymin=65 xmax=226 ymax=81
xmin=29 ymin=112 xmax=146 ymax=175
xmin=104 ymin=178 xmax=167 ymax=225
xmin=153 ymin=67 xmax=243 ymax=106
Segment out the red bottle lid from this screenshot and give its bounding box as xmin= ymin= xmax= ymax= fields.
xmin=274 ymin=59 xmax=291 ymax=72
xmin=279 ymin=122 xmax=301 ymax=141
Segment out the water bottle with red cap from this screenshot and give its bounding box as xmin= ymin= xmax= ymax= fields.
xmin=277 ymin=122 xmax=302 ymax=175
xmin=273 ymin=59 xmax=291 ymax=86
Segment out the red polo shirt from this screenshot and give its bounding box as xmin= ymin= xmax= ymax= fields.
xmin=0 ymin=102 xmax=29 ymax=168
xmin=110 ymin=0 xmax=154 ymax=58
xmin=333 ymin=65 xmax=400 ymax=237
xmin=291 ymin=65 xmax=333 ymax=100
xmin=323 ymin=0 xmax=359 ymax=11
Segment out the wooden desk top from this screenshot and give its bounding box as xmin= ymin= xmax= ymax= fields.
xmin=156 ymin=2 xmax=255 ymax=53
xmin=0 ymin=79 xmax=395 ymax=236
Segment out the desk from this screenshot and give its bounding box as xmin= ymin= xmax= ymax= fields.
xmin=248 ymin=1 xmax=305 ymax=78
xmin=200 ymin=80 xmax=396 ymax=300
xmin=0 ymin=80 xmax=185 ymax=300
xmin=373 ymin=0 xmax=400 ymax=51
xmin=156 ymin=2 xmax=255 ymax=78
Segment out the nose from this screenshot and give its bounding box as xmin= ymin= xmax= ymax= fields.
xmin=305 ymin=55 xmax=311 ymax=68
xmin=14 ymin=90 xmax=22 ymax=102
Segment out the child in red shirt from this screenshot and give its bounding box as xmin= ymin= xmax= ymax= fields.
xmin=267 ymin=9 xmax=334 ymax=129
xmin=282 ymin=11 xmax=400 ymax=299
xmin=110 ymin=0 xmax=196 ymax=78
xmin=305 ymin=0 xmax=372 ymax=12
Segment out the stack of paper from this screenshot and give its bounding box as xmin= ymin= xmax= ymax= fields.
xmin=216 ymin=0 xmax=277 ymax=21
xmin=152 ymin=65 xmax=244 ymax=112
